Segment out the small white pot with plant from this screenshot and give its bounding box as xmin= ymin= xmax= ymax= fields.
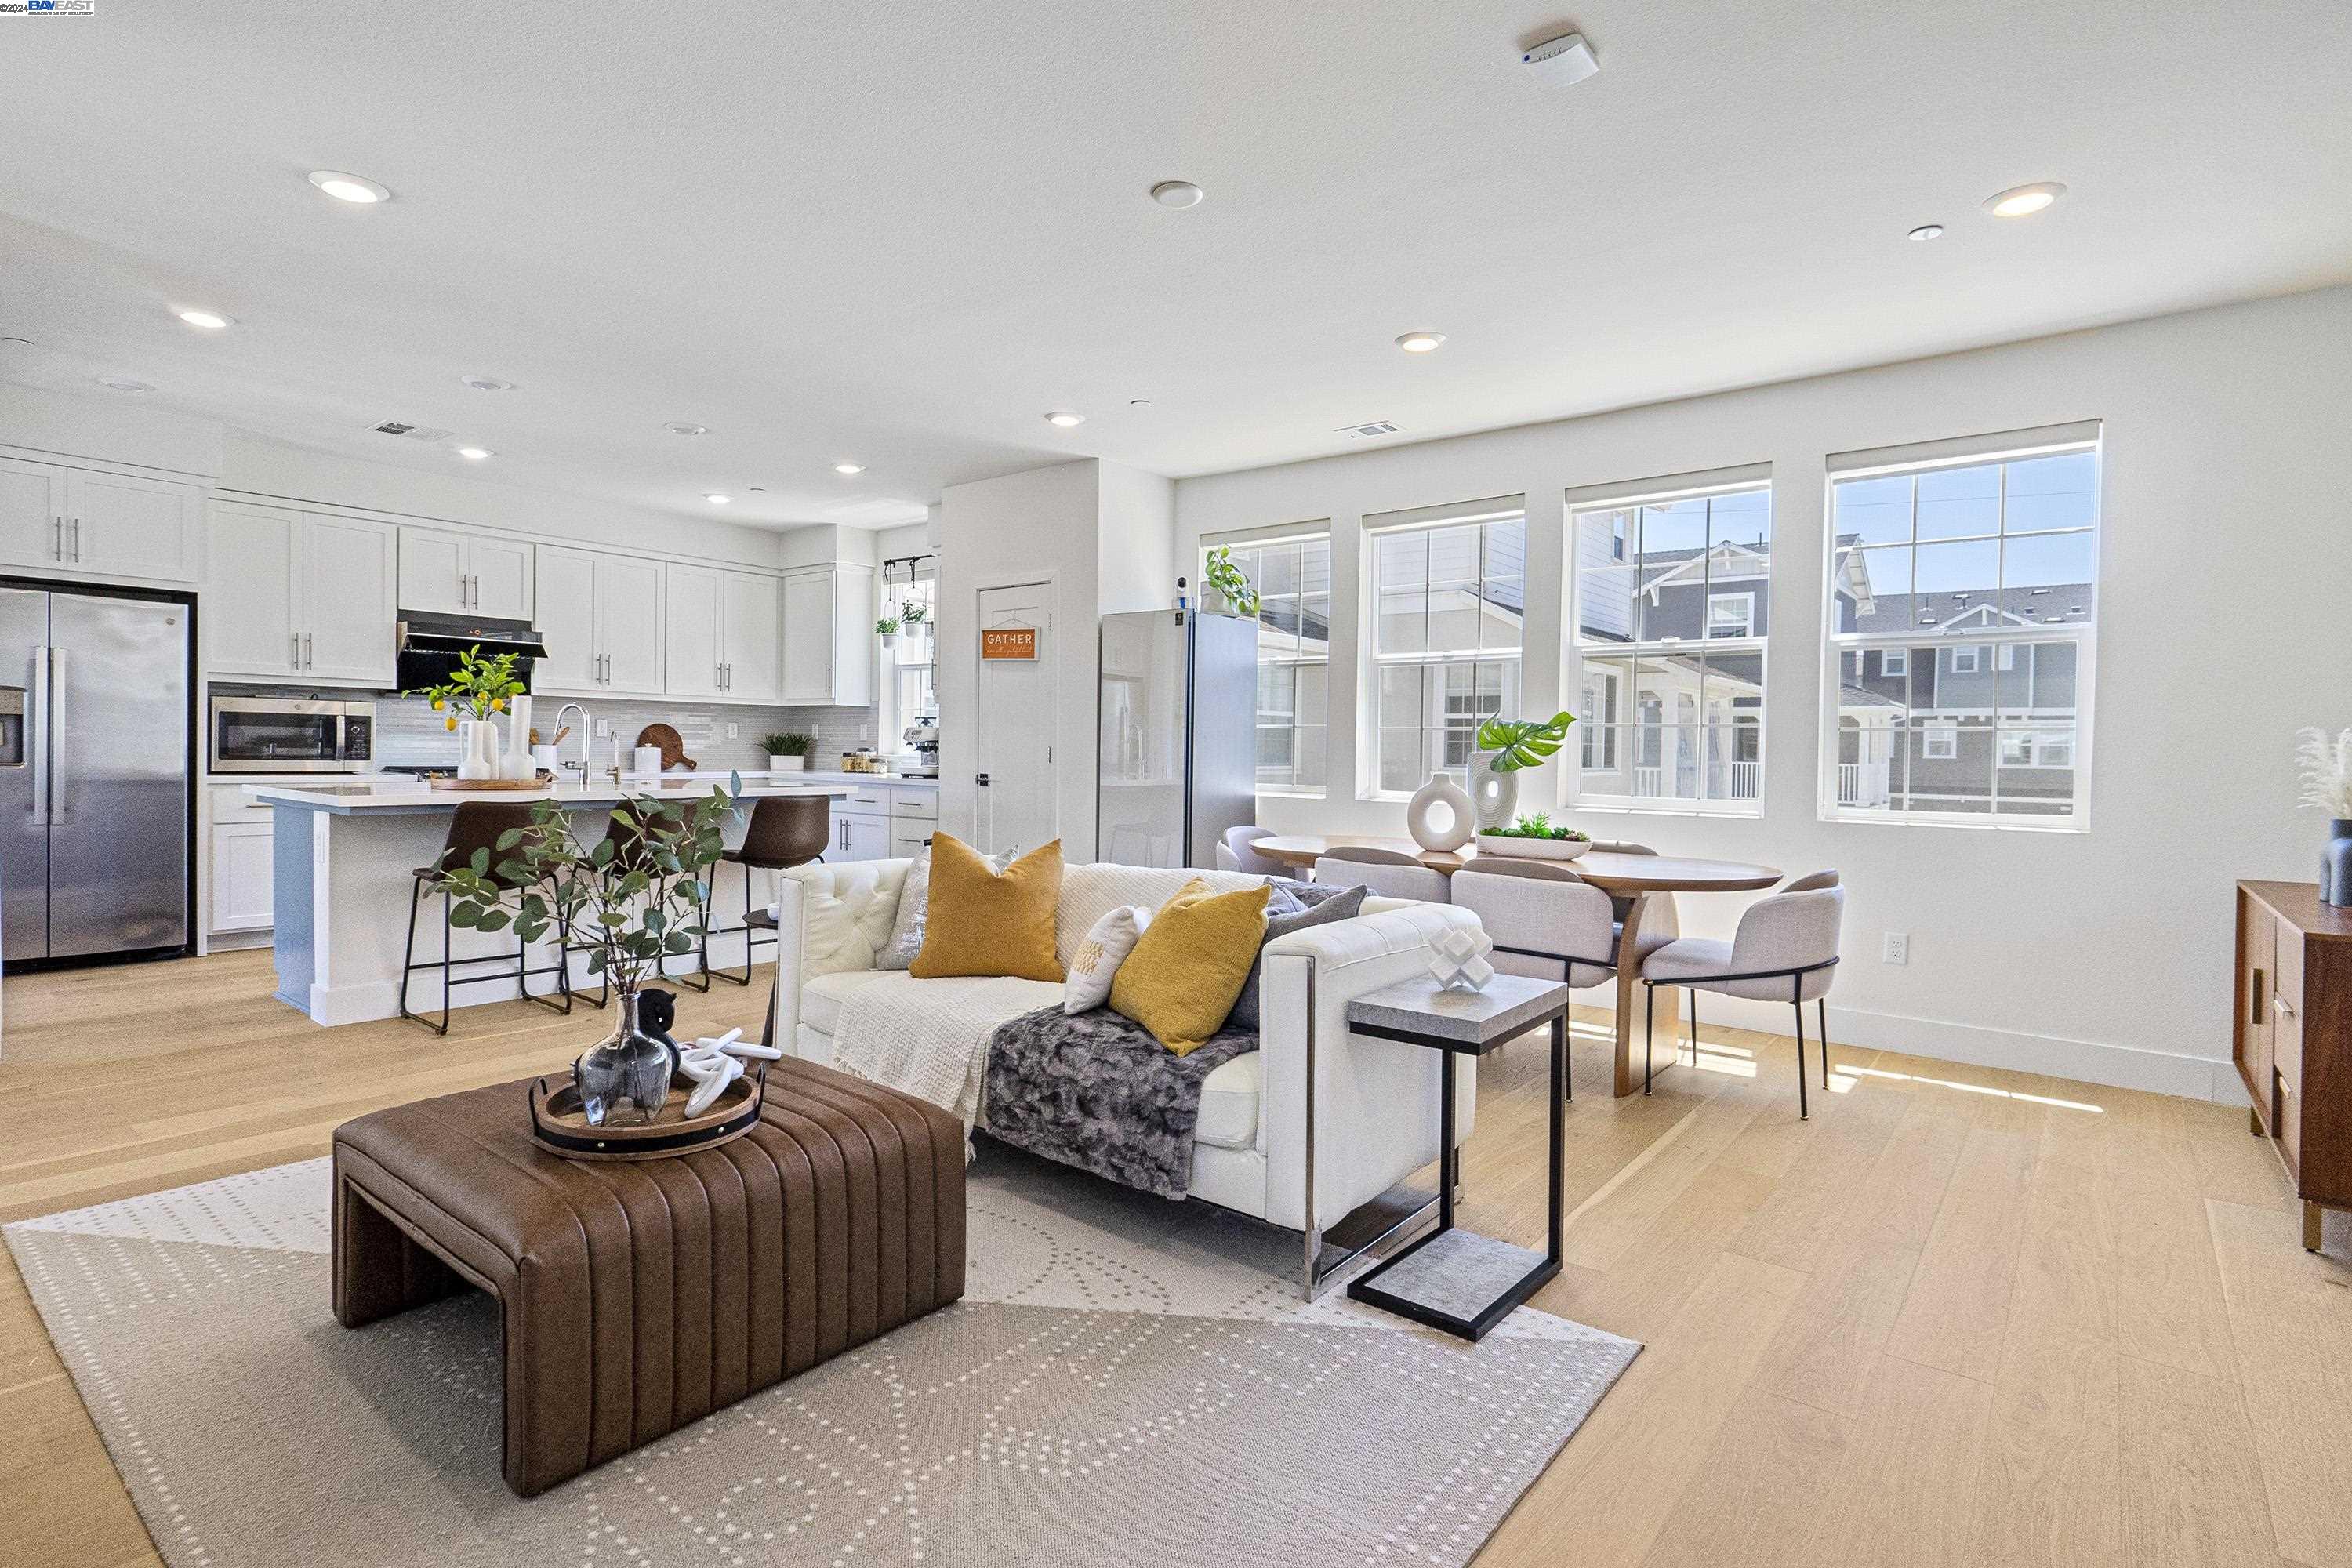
xmin=1200 ymin=546 xmax=1261 ymax=619
xmin=1477 ymin=812 xmax=1592 ymax=860
xmin=764 ymin=730 xmax=813 ymax=774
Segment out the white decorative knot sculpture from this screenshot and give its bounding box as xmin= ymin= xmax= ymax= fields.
xmin=1428 ymin=926 xmax=1497 ymax=993
xmin=676 ymin=1027 xmax=785 ymax=1116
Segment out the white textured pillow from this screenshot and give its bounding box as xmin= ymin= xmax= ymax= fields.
xmin=1062 ymin=903 xmax=1151 ymax=1014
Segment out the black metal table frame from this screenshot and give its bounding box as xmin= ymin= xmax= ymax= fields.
xmin=1344 ymin=1004 xmax=1567 ymax=1341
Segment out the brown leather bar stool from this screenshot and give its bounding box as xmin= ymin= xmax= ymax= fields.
xmin=706 ymin=795 xmax=832 ymax=986
xmin=400 ymin=801 xmax=574 ymax=1035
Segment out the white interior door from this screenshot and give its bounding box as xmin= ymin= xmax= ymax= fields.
xmin=975 ymin=580 xmax=1056 ymax=857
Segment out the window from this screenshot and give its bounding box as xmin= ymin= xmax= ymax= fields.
xmin=879 ymin=557 xmax=936 ymax=745
xmin=1827 ymin=431 xmax=2098 ymax=824
xmin=1205 ymin=532 xmax=1330 ymax=793
xmin=1367 ymin=501 xmax=1524 ymax=795
xmin=1571 ymin=481 xmax=1769 ymax=810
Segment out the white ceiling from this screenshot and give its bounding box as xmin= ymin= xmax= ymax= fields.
xmin=2 ymin=2 xmax=2347 ymax=530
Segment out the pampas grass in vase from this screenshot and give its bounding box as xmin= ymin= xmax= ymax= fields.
xmin=2296 ymin=726 xmax=2352 ymax=906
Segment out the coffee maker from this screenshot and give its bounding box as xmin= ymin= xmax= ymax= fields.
xmin=901 ymin=720 xmax=939 ymax=778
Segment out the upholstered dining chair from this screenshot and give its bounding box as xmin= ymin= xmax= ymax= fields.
xmin=1312 ymin=844 xmax=1451 ymax=903
xmin=1639 ymin=871 xmax=1846 ymax=1118
xmin=1214 ymin=825 xmax=1282 ymax=874
xmin=1589 ymin=840 xmax=1658 ymax=855
xmin=1449 ymin=860 xmax=1621 ymax=1102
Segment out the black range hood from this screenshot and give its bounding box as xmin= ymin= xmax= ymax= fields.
xmin=396 ymin=610 xmax=549 ymax=692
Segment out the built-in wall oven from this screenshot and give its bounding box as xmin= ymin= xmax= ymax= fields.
xmin=210 ymin=697 xmax=376 ymax=774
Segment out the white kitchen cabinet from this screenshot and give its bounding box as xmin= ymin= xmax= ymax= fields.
xmin=399 ymin=526 xmax=535 ymax=618
xmin=663 ymin=565 xmax=724 ymax=699
xmin=0 ymin=457 xmax=66 ymax=567
xmin=827 ymin=806 xmax=890 ymax=862
xmin=536 ymin=546 xmax=666 ymax=695
xmin=718 ymin=570 xmax=782 ymax=702
xmin=782 ymin=564 xmax=874 ymax=706
xmin=204 ymin=505 xmax=396 ymax=684
xmin=209 ymin=822 xmax=275 ymax=933
xmin=889 ymin=825 xmax=934 ymax=857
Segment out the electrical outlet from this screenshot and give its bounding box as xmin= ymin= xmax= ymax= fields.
xmin=593 ymin=719 xmax=610 ymax=739
xmin=726 ymin=722 xmax=739 ymax=739
xmin=1882 ymin=932 xmax=1909 ymax=966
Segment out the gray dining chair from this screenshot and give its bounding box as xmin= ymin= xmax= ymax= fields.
xmin=1312 ymin=844 xmax=1450 ymax=903
xmin=1214 ymin=825 xmax=1283 ymax=875
xmin=1639 ymin=871 xmax=1846 ymax=1118
xmin=1449 ymin=861 xmax=1620 ymax=1103
xmin=1589 ymin=840 xmax=1659 ymax=855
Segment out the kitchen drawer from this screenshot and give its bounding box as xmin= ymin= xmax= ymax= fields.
xmin=844 ymin=784 xmax=891 ymax=811
xmin=209 ymin=783 xmax=274 ymax=826
xmin=889 ymin=788 xmax=937 ymax=822
xmin=890 ymin=826 xmax=934 ymax=857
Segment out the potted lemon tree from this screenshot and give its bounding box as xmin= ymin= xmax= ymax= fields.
xmin=409 ymin=644 xmax=526 ymax=780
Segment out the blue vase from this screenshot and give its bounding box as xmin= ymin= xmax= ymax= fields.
xmin=2325 ymin=820 xmax=2352 ymax=908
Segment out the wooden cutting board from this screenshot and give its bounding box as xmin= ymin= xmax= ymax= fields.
xmin=635 ymin=723 xmax=696 ymax=771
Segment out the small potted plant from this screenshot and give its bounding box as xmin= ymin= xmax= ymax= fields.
xmin=1478 ymin=811 xmax=1593 ymax=861
xmin=1200 ymin=546 xmax=1261 ymax=619
xmin=408 ymin=644 xmax=526 ymax=781
xmin=875 ymin=613 xmax=901 ymax=648
xmin=1468 ymin=710 xmax=1576 ymax=831
xmin=763 ymin=731 xmax=814 ymax=774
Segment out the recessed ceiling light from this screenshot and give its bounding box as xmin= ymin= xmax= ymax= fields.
xmin=97 ymin=376 xmax=154 ymax=393
xmin=307 ymin=170 xmax=391 ymax=205
xmin=176 ymin=309 xmax=232 ymax=330
xmin=1396 ymin=331 xmax=1446 ymax=354
xmin=1149 ymin=180 xmax=1204 ymax=209
xmin=833 ymin=462 xmax=865 ymax=475
xmin=459 ymin=374 xmax=515 ymax=392
xmin=704 ymin=492 xmax=731 ymax=504
xmin=663 ymin=421 xmax=710 ymax=437
xmin=1044 ymin=411 xmax=1085 ymax=428
xmin=1984 ymin=182 xmax=2066 ymax=218
xmin=1907 ymin=223 xmax=1945 ymax=241
xmin=456 ymin=445 xmax=492 ymax=460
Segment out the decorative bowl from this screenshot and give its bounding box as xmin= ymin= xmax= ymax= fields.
xmin=1475 ymin=832 xmax=1592 ymax=861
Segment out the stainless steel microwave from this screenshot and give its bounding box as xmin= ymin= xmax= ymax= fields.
xmin=210 ymin=697 xmax=376 ymax=774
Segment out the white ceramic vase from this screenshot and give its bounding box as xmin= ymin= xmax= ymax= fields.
xmin=768 ymin=754 xmax=805 ymax=773
xmin=1465 ymin=750 xmax=1519 ymax=832
xmin=502 ymin=695 xmax=534 ymax=779
xmin=456 ymin=718 xmax=499 ymax=781
xmin=1406 ymin=770 xmax=1475 ymax=852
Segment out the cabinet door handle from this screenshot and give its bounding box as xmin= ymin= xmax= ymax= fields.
xmin=52 ymin=516 xmax=63 ymax=561
xmin=291 ymin=631 xmax=300 ymax=668
xmin=303 ymin=632 xmax=314 ymax=669
xmin=71 ymin=517 xmax=81 ymax=562
xmin=2274 ymin=994 xmax=2296 ymax=1021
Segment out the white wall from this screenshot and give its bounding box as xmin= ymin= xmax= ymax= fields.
xmin=1174 ymin=285 xmax=2352 ymax=1101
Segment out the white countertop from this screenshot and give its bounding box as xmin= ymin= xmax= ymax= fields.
xmin=249 ymin=778 xmax=854 ymax=814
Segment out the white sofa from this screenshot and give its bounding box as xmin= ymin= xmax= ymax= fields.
xmin=768 ymin=859 xmax=1480 ymax=1293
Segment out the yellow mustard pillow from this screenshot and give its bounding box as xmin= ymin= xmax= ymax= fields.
xmin=1109 ymin=877 xmax=1271 ymax=1054
xmin=909 ymin=835 xmax=1065 ymax=982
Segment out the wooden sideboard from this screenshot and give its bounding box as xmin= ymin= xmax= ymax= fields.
xmin=2235 ymin=880 xmax=2352 ymax=1250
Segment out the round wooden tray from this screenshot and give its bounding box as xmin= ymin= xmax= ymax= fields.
xmin=430 ymin=771 xmax=557 ymax=791
xmin=528 ymin=1062 xmax=766 ymax=1161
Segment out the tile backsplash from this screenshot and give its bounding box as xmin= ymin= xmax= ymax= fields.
xmin=209 ymin=682 xmax=880 ymax=772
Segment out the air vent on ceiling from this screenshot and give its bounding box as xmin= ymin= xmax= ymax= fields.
xmin=369 ymin=419 xmax=456 ymax=443
xmin=1338 ymin=421 xmax=1401 ymax=439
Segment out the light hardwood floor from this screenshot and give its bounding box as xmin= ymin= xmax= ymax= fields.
xmin=2 ymin=949 xmax=2347 ymax=1568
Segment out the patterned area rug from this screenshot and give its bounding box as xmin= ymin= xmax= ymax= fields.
xmin=7 ymin=1146 xmax=1639 ymax=1568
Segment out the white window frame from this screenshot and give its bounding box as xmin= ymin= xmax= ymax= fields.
xmin=1951 ymin=645 xmax=1980 ymax=674
xmin=1706 ymin=591 xmax=1756 ymax=639
xmin=1922 ymin=727 xmax=1958 ymax=760
xmin=1882 ymin=648 xmax=1907 ymax=677
xmin=1818 ymin=423 xmax=2100 ymax=830
xmin=1202 ymin=523 xmax=1332 ymax=799
xmin=1569 ymin=474 xmax=1771 ymax=817
xmin=1361 ymin=499 xmax=1526 ymax=801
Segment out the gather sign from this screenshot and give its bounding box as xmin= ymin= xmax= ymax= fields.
xmin=981 ymin=626 xmax=1039 ymax=661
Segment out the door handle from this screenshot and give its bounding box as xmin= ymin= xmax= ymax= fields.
xmin=28 ymin=644 xmax=48 ymax=826
xmin=303 ymin=632 xmax=314 ymax=670
xmin=71 ymin=518 xmax=81 ymax=563
xmin=52 ymin=517 xmax=62 ymax=561
xmin=975 ymin=772 xmax=990 ymax=787
xmin=46 ymin=646 xmax=66 ymax=825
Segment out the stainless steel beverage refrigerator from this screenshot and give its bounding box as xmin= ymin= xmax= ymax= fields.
xmin=1096 ymin=608 xmax=1257 ymax=869
xmin=0 ymin=583 xmax=193 ymax=964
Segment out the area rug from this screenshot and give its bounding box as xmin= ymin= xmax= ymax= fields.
xmin=6 ymin=1146 xmax=1639 ymax=1568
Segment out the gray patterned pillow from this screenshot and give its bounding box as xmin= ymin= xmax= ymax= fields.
xmin=876 ymin=844 xmax=1013 ymax=970
xmin=1269 ymin=877 xmax=1355 ymax=909
xmin=1225 ymin=884 xmax=1367 ymax=1032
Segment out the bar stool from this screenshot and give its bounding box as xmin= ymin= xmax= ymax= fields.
xmin=400 ymin=801 xmax=573 ymax=1035
xmin=706 ymin=795 xmax=832 ymax=986
xmin=569 ymin=802 xmax=673 ymax=1003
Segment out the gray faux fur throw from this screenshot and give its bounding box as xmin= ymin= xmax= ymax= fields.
xmin=982 ymin=1007 xmax=1256 ymax=1200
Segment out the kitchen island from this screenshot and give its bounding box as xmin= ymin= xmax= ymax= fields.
xmin=250 ymin=776 xmax=850 ymax=1026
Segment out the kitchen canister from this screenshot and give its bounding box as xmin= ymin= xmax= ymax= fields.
xmin=633 ymin=744 xmax=664 ymax=775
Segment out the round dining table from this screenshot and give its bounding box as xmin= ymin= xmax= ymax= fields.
xmin=1252 ymin=834 xmax=1783 ymax=1096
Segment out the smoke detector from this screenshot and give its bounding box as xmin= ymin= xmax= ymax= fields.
xmin=1523 ymin=32 xmax=1599 ymax=85
xmin=1338 ymin=420 xmax=1401 ymax=439
xmin=369 ymin=419 xmax=456 ymax=442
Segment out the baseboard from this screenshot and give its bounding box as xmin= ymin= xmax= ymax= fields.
xmin=1580 ymin=978 xmax=2242 ymax=1105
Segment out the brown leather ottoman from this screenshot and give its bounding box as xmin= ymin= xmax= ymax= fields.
xmin=331 ymin=1056 xmax=966 ymax=1497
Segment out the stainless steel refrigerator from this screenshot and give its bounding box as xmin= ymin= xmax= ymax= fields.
xmin=0 ymin=586 xmax=192 ymax=962
xmin=1096 ymin=608 xmax=1257 ymax=869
